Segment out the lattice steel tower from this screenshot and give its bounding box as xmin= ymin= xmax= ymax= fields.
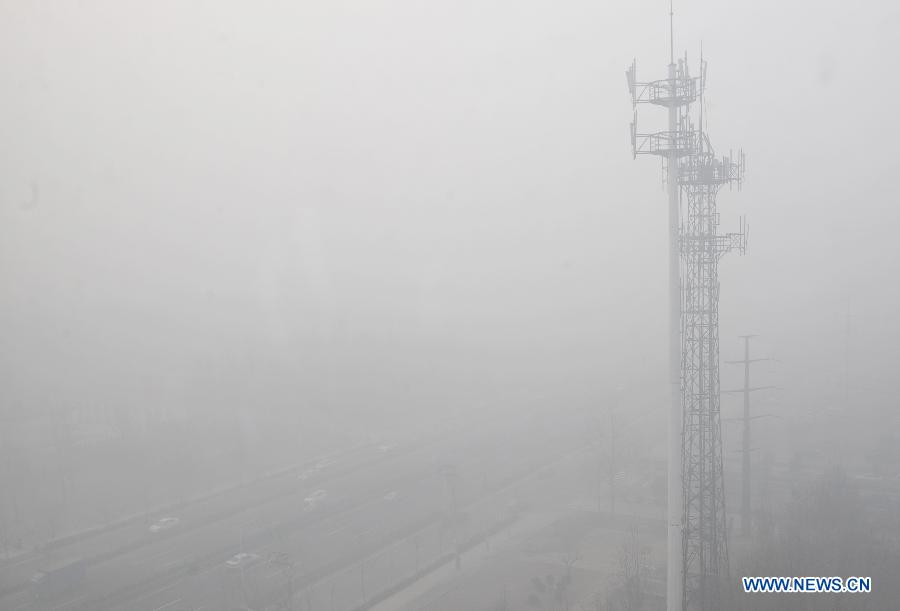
xmin=626 ymin=6 xmax=746 ymax=610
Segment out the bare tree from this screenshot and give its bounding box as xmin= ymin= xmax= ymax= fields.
xmin=614 ymin=527 xmax=646 ymax=611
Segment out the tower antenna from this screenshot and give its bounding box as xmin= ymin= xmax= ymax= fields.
xmin=669 ymin=0 xmax=675 ymax=65
xmin=699 ymin=42 xmax=704 ymax=152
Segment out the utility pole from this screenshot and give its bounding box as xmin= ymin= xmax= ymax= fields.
xmin=357 ymin=532 xmax=367 ymax=605
xmin=360 ymin=558 xmax=366 ymax=605
xmin=724 ymin=336 xmax=774 ymax=538
xmin=439 ymin=463 xmax=461 ymax=569
xmin=608 ymin=405 xmax=617 ymax=515
xmin=0 ymin=407 xmax=22 ymax=554
xmin=270 ymin=551 xmax=295 ymax=611
xmin=844 ymin=294 xmax=851 ymax=411
xmin=50 ymin=405 xmax=72 ymax=538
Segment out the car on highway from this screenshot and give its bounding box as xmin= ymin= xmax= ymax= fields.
xmin=303 ymin=489 xmax=327 ymax=509
xmin=383 ymin=491 xmax=398 ymax=501
xmin=298 ymin=458 xmax=333 ymax=481
xmin=226 ymin=552 xmax=262 ymax=569
xmin=149 ymin=517 xmax=181 ymax=533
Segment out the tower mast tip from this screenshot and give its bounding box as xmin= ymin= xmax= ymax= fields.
xmin=669 ymin=0 xmax=675 ymax=65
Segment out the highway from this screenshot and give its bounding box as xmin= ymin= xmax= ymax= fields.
xmin=1 ymin=430 xmax=437 ymax=610
xmin=115 ymin=408 xmax=589 ymax=611
xmin=0 ymin=443 xmax=376 ymax=597
xmin=3 ymin=406 xmax=592 ymax=611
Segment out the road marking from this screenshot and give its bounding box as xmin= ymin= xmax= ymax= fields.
xmin=152 ymin=598 xmax=183 ymax=611
xmin=4 ymin=555 xmax=43 ymax=570
xmin=126 ymin=577 xmax=184 ymax=608
xmin=50 ymin=594 xmax=89 ymax=610
xmin=138 ymin=547 xmax=182 ymax=565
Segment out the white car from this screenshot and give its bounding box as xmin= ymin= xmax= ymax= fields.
xmin=303 ymin=489 xmax=327 ymax=509
xmin=383 ymin=491 xmax=398 ymax=501
xmin=226 ymin=552 xmax=261 ymax=569
xmin=149 ymin=517 xmax=180 ymax=533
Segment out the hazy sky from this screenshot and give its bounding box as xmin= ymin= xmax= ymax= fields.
xmin=1 ymin=1 xmax=898 ymax=438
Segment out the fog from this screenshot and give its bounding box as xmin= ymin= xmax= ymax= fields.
xmin=1 ymin=1 xmax=899 ymax=610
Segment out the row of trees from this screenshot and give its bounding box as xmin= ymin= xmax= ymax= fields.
xmin=720 ymin=466 xmax=900 ymax=610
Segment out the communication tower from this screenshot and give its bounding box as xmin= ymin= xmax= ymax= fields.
xmin=626 ymin=5 xmax=747 ymax=609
